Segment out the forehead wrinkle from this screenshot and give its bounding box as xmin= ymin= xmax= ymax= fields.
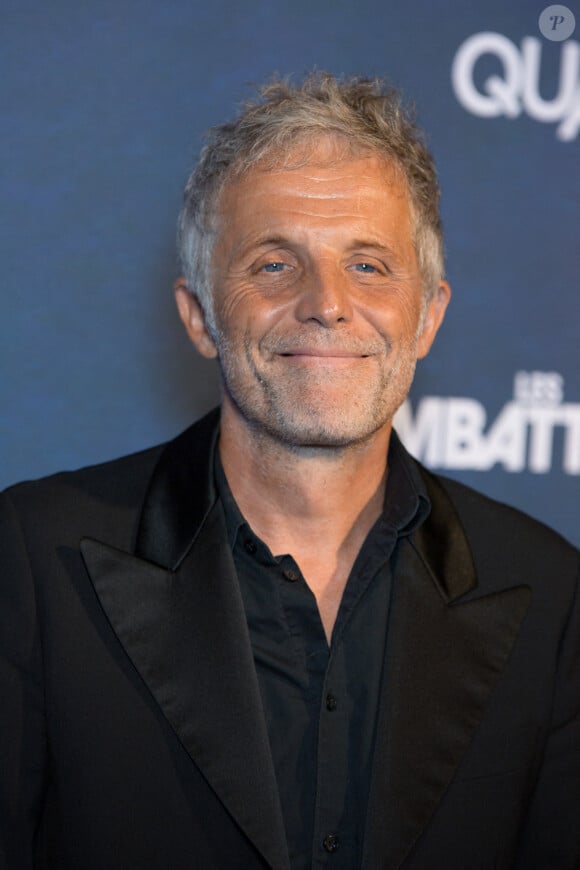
xmin=240 ymin=147 xmax=403 ymax=189
xmin=220 ymin=151 xmax=411 ymax=212
xmin=222 ymin=187 xmax=409 ymax=227
xmin=234 ymin=184 xmax=384 ymax=208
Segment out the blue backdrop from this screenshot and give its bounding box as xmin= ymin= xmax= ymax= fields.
xmin=3 ymin=0 xmax=579 ymax=545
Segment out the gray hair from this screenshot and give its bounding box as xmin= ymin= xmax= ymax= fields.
xmin=177 ymin=72 xmax=444 ymax=332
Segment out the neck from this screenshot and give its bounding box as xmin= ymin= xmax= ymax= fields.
xmin=218 ymin=402 xmax=393 ymax=640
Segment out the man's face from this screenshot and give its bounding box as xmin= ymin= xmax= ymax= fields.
xmin=177 ymin=142 xmax=449 ymax=450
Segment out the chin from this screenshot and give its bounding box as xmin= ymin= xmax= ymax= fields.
xmin=222 ymin=364 xmax=413 ymax=450
xmin=253 ymin=409 xmax=391 ymax=451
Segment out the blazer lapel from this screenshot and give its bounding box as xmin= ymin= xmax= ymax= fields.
xmin=363 ymin=469 xmax=531 ymax=869
xmin=80 ymin=410 xmax=289 ymax=870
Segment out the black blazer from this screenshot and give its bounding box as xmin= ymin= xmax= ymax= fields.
xmin=1 ymin=409 xmax=579 ymax=869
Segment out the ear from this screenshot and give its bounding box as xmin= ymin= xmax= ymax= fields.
xmin=174 ymin=278 xmax=218 ymax=359
xmin=416 ymin=280 xmax=451 ymax=359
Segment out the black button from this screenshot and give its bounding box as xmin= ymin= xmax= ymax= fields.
xmin=282 ymin=567 xmax=299 ymax=582
xmin=326 ymin=693 xmax=337 ymax=712
xmin=244 ymin=539 xmax=257 ymax=555
xmin=323 ymin=833 xmax=339 ymax=853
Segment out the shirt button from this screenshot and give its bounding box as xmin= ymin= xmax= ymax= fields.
xmin=282 ymin=567 xmax=299 ymax=582
xmin=244 ymin=539 xmax=257 ymax=555
xmin=323 ymin=833 xmax=339 ymax=853
xmin=326 ymin=693 xmax=337 ymax=712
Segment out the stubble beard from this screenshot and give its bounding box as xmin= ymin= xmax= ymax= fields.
xmin=215 ymin=329 xmax=418 ymax=452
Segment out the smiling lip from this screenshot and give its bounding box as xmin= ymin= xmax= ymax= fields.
xmin=278 ymin=349 xmax=370 ymax=358
xmin=274 ymin=350 xmax=371 ymax=367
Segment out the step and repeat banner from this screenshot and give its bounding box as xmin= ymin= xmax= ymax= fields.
xmin=3 ymin=0 xmax=579 ymax=545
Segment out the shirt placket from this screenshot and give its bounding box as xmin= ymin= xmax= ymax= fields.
xmin=311 ymin=647 xmax=354 ymax=869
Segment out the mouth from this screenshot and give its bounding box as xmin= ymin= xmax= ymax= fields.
xmin=277 ymin=346 xmax=372 ymax=358
xmin=280 ymin=351 xmax=369 ymax=358
xmin=275 ymin=350 xmax=372 ymax=368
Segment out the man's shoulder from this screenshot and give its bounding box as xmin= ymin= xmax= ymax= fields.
xmin=3 ymin=408 xmax=220 ymax=511
xmin=3 ymin=442 xmax=165 ymax=514
xmin=0 ymin=442 xmax=168 ymax=554
xmin=1 ymin=409 xmax=220 ymax=552
xmin=423 ymin=465 xmax=578 ymax=569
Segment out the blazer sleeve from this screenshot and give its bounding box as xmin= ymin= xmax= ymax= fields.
xmin=516 ymin=554 xmax=580 ymax=868
xmin=0 ymin=490 xmax=48 ymax=869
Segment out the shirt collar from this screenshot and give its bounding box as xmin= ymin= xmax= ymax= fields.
xmin=215 ymin=427 xmax=431 ymax=551
xmin=383 ymin=429 xmax=431 ymax=535
xmin=214 ymin=451 xmax=251 ymax=551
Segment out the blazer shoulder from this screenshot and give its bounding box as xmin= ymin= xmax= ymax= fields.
xmin=4 ymin=443 xmax=164 ymax=512
xmin=1 ymin=410 xmax=221 ymax=557
xmin=1 ymin=443 xmax=167 ymax=555
xmin=421 ymin=466 xmax=579 ymax=577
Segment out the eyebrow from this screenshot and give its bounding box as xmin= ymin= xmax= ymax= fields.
xmin=228 ymin=235 xmax=294 ymax=263
xmin=347 ymin=238 xmax=401 ymax=259
xmin=232 ymin=234 xmax=403 ymax=263
xmin=242 ymin=234 xmax=294 ymax=251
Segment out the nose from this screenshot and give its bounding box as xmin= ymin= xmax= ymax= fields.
xmin=294 ymin=262 xmax=353 ymax=327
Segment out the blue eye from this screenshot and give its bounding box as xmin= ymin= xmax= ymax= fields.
xmin=262 ymin=262 xmax=286 ymax=272
xmin=353 ymin=263 xmax=377 ymax=273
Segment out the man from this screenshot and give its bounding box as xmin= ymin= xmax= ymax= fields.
xmin=1 ymin=74 xmax=578 ymax=869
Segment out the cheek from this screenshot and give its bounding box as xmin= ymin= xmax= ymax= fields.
xmin=365 ymin=288 xmax=424 ymax=342
xmin=214 ymin=282 xmax=291 ymax=332
xmin=213 ymin=281 xmax=253 ymax=326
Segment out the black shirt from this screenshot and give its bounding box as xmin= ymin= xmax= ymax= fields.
xmin=215 ymin=435 xmax=430 ymax=869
